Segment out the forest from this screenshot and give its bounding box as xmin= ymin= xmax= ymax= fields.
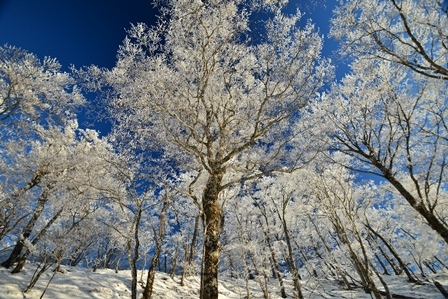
xmin=0 ymin=0 xmax=447 ymax=299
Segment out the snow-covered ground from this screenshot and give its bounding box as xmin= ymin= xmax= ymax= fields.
xmin=1 ymin=262 xmax=447 ymax=298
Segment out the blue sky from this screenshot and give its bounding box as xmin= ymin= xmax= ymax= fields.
xmin=0 ymin=0 xmax=337 ymax=71
xmin=0 ymin=0 xmax=158 ymax=69
xmin=0 ymin=0 xmax=339 ymax=134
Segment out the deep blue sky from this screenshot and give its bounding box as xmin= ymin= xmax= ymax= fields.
xmin=0 ymin=0 xmax=337 ymax=135
xmin=0 ymin=0 xmax=337 ymax=71
xmin=0 ymin=0 xmax=158 ymax=69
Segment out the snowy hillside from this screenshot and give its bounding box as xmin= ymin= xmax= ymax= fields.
xmin=1 ymin=262 xmax=447 ymax=299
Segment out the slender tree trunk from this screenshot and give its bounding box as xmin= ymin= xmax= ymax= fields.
xmin=0 ymin=173 xmax=44 ymax=241
xmin=68 ymin=237 xmax=95 ymax=267
xmin=434 ymin=256 xmax=448 ymax=270
xmin=378 ymin=243 xmax=401 ymax=275
xmin=366 ymin=234 xmax=391 ymax=275
xmin=163 ymin=252 xmax=167 ymax=273
xmin=200 ymin=172 xmax=224 ymax=299
xmin=181 ymin=212 xmax=201 ymax=286
xmin=424 ymin=261 xmax=437 ymax=274
xmin=374 ymin=252 xmax=390 ymax=275
xmin=2 ymin=190 xmax=49 ymax=268
xmin=328 ymin=214 xmax=382 ymax=299
xmin=297 ymin=246 xmax=317 ymax=277
xmin=24 ymin=257 xmax=54 ymax=292
xmin=371 ymin=158 xmax=448 ymax=244
xmin=257 ymin=217 xmax=287 ymax=298
xmin=142 ymin=198 xmax=170 ymax=299
xmin=12 ymin=208 xmax=63 ymax=273
xmin=308 ymin=216 xmax=351 ymax=287
xmin=128 ymin=206 xmax=142 ymax=299
xmin=267 ymin=241 xmax=287 ymax=298
xmin=170 ymin=246 xmax=178 ymax=277
xmin=280 ymin=210 xmax=303 ymax=299
xmin=180 ymin=242 xmax=189 ymax=287
xmin=248 ymin=250 xmax=269 ymax=299
xmin=0 ymin=211 xmax=32 ymax=242
xmin=189 ymin=213 xmax=200 ymax=264
xmin=371 ymin=262 xmax=393 ymax=299
xmin=365 ymin=222 xmax=418 ymax=282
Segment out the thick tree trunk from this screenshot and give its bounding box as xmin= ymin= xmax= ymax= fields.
xmin=200 ymin=172 xmax=224 ymax=299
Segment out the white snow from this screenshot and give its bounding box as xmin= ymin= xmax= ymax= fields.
xmin=0 ymin=262 xmax=447 ymax=298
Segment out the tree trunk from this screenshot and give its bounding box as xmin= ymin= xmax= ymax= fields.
xmin=366 ymin=233 xmax=391 ymax=275
xmin=24 ymin=258 xmax=54 ymax=292
xmin=142 ymin=198 xmax=170 ymax=299
xmin=328 ymin=215 xmax=382 ymax=299
xmin=170 ymin=246 xmax=178 ymax=277
xmin=180 ymin=242 xmax=189 ymax=287
xmin=181 ymin=212 xmax=201 ymax=286
xmin=365 ymin=222 xmax=418 ymax=282
xmin=258 ymin=217 xmax=287 ymax=298
xmin=434 ymin=256 xmax=448 ymax=270
xmin=247 ymin=250 xmax=269 ymax=299
xmin=280 ymin=208 xmax=303 ymax=299
xmin=12 ymin=208 xmax=63 ymax=273
xmin=378 ymin=243 xmax=402 ymax=275
xmin=200 ymin=172 xmax=224 ymax=299
xmin=371 ymin=158 xmax=448 ymax=245
xmin=308 ymin=216 xmax=350 ymax=286
xmin=2 ymin=190 xmax=48 ymax=268
xmin=434 ymin=281 xmax=448 ymax=299
xmin=128 ymin=206 xmax=142 ymax=299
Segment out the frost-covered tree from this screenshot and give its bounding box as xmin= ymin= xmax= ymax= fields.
xmin=321 ymin=0 xmax=448 ymax=282
xmin=365 ymin=183 xmax=448 ymax=279
xmin=0 ymin=45 xmax=86 ymax=247
xmin=331 ymin=0 xmax=448 ymax=80
xmin=97 ymin=0 xmax=331 ymax=297
xmin=0 ymin=45 xmax=84 ymax=124
xmin=310 ymin=164 xmax=385 ymax=298
xmin=315 ymin=58 xmax=448 ymax=244
xmin=246 ymin=173 xmax=309 ymax=298
xmin=0 ymin=121 xmax=123 ymax=272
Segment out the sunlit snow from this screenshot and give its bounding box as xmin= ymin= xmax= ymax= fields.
xmin=1 ymin=261 xmax=447 ymax=299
